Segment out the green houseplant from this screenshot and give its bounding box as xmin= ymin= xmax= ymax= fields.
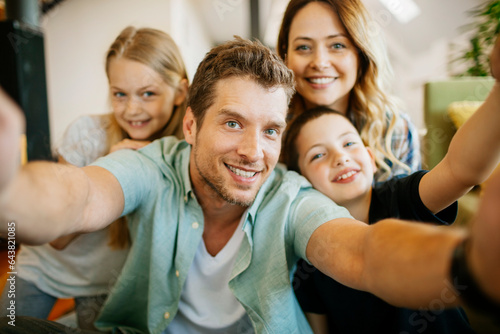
xmin=455 ymin=0 xmax=500 ymax=77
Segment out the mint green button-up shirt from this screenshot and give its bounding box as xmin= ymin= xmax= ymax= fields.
xmin=92 ymin=137 xmax=351 ymax=334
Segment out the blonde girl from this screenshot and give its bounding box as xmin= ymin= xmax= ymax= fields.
xmin=2 ymin=26 xmax=188 ymax=330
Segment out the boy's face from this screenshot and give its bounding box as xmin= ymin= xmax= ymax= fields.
xmin=296 ymin=113 xmax=376 ymax=207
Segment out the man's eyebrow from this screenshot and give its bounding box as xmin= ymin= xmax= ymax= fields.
xmin=272 ymin=119 xmax=287 ymax=130
xmin=217 ymin=108 xmax=243 ymax=119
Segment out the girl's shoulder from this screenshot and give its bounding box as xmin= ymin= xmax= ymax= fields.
xmin=56 ymin=114 xmax=111 ymax=167
xmin=68 ymin=114 xmax=111 ymax=132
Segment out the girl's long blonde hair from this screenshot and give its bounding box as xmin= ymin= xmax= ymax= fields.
xmin=277 ymin=0 xmax=411 ymax=180
xmin=104 ymin=26 xmax=188 ymax=249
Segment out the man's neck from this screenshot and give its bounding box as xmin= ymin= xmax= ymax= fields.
xmin=200 ymin=201 xmax=247 ymax=256
xmin=192 ymin=177 xmax=248 ymax=257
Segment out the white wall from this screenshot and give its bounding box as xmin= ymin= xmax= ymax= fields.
xmin=41 ymin=0 xmax=212 ymax=148
xmin=40 ymin=0 xmax=484 ymax=147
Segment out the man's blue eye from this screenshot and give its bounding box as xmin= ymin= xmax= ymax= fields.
xmin=227 ymin=121 xmax=238 ymax=128
xmin=265 ymin=129 xmax=277 ymax=136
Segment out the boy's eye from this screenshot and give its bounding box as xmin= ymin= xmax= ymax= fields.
xmin=114 ymin=92 xmax=125 ymax=98
xmin=311 ymin=153 xmax=324 ymax=161
xmin=142 ymin=91 xmax=155 ymax=97
xmin=345 ymin=141 xmax=355 ymax=147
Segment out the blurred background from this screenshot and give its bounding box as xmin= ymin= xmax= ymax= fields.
xmin=0 ymin=0 xmax=491 ymax=148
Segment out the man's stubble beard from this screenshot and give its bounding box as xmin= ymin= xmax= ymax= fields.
xmin=193 ymin=143 xmax=255 ymax=208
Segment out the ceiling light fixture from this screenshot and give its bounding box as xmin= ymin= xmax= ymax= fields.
xmin=378 ymin=0 xmax=421 ymax=24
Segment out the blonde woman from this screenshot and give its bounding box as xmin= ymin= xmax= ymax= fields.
xmin=277 ymin=0 xmax=420 ymax=181
xmin=0 ymin=26 xmax=188 ymax=330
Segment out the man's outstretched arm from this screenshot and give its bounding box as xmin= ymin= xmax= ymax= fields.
xmin=307 ymin=167 xmax=500 ymax=311
xmin=307 ymin=215 xmax=466 ymax=309
xmin=0 ymin=89 xmax=124 ymax=245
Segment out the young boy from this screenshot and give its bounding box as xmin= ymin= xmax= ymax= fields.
xmin=282 ymin=41 xmax=500 ymax=334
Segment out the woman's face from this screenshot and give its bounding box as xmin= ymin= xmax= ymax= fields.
xmin=108 ymin=57 xmax=186 ymax=140
xmin=286 ymin=2 xmax=360 ymax=114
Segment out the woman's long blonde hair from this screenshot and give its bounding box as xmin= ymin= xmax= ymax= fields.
xmin=277 ymin=0 xmax=411 ymax=180
xmin=104 ymin=26 xmax=188 ymax=249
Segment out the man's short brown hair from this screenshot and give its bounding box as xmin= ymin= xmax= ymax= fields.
xmin=187 ymin=36 xmax=295 ymax=128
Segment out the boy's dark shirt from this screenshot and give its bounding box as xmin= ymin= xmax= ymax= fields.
xmin=294 ymin=171 xmax=475 ymax=334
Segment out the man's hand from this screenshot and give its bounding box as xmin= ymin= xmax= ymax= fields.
xmin=468 ymin=167 xmax=500 ymax=304
xmin=0 ymin=88 xmax=25 ymax=199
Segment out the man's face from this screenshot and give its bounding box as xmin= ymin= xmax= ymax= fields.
xmin=184 ymin=77 xmax=288 ymax=207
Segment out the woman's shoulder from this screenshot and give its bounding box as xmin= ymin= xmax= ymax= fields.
xmin=386 ymin=109 xmax=416 ymax=128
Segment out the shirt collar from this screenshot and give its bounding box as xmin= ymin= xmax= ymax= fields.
xmin=177 ymin=142 xmax=195 ymax=204
xmin=178 ymin=144 xmax=287 ymax=226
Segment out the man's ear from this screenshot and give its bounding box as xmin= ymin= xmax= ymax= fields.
xmin=183 ymin=107 xmax=196 ymax=145
xmin=174 ymin=78 xmax=189 ymax=106
xmin=365 ymin=147 xmax=378 ymax=174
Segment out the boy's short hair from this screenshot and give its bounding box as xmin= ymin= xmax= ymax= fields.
xmin=282 ymin=107 xmax=348 ymax=173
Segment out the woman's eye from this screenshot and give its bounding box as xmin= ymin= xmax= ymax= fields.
xmin=295 ymin=44 xmax=311 ymax=51
xmin=331 ymin=43 xmax=346 ymax=50
xmin=114 ymin=92 xmax=125 ymax=98
xmin=142 ymin=91 xmax=155 ymax=97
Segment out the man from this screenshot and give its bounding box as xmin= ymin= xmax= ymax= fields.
xmin=1 ymin=37 xmax=499 ymax=333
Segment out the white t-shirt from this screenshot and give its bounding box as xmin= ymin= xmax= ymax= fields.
xmin=164 ymin=216 xmax=254 ymax=334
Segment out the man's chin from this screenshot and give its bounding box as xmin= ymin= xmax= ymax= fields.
xmin=224 ymin=194 xmax=255 ymax=207
xmin=223 ymin=189 xmax=257 ymax=207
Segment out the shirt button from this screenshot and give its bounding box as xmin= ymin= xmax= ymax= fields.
xmin=175 ymin=270 xmax=180 ymax=277
xmin=192 ymin=222 xmax=199 ymax=229
xmin=164 ymin=311 xmax=170 ymax=319
xmin=184 ymin=195 xmax=188 ymax=202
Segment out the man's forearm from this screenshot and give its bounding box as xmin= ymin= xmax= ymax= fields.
xmin=308 ymin=218 xmax=468 ymax=309
xmin=1 ymin=161 xmax=90 ymax=244
xmin=361 ymin=219 xmax=467 ymax=309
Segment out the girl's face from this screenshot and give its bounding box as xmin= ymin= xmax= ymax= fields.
xmin=296 ymin=113 xmax=376 ymax=207
xmin=108 ymin=57 xmax=186 ymax=140
xmin=286 ymin=2 xmax=359 ymax=114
